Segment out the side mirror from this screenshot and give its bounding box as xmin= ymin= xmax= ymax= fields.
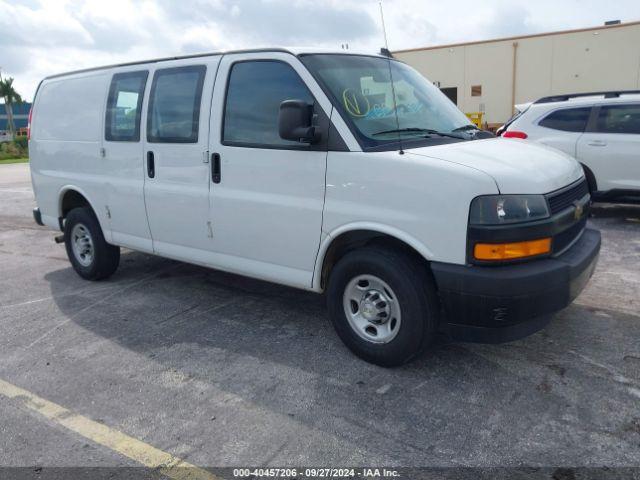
xmin=278 ymin=100 xmax=320 ymax=144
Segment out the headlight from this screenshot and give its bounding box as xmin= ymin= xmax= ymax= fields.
xmin=469 ymin=195 xmax=550 ymax=225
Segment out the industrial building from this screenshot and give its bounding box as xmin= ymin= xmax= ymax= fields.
xmin=394 ymin=20 xmax=640 ymax=129
xmin=0 ymin=102 xmax=30 ymax=133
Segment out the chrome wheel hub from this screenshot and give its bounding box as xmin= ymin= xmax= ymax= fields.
xmin=71 ymin=223 xmax=94 ymax=267
xmin=343 ymin=274 xmax=401 ymax=344
xmin=360 ymin=290 xmax=391 ymax=323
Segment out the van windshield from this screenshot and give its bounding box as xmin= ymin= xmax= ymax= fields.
xmin=300 ymin=54 xmax=475 ymax=150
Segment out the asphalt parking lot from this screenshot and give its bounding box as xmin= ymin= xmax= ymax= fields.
xmin=1 ymin=162 xmax=639 ymax=475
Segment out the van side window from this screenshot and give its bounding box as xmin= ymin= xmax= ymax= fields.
xmin=595 ymin=105 xmax=640 ymax=134
xmin=105 ymin=71 xmax=148 ymax=142
xmin=223 ymin=61 xmax=314 ymax=147
xmin=539 ymin=107 xmax=591 ymax=132
xmin=147 ymin=65 xmax=206 ymax=143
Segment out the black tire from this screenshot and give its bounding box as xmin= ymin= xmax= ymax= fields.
xmin=326 ymin=246 xmax=439 ymax=367
xmin=64 ymin=207 xmax=120 ymax=280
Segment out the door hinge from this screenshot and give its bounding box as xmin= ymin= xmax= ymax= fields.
xmin=100 ymin=147 xmax=106 ymax=158
xmin=105 ymin=205 xmax=111 ymax=219
xmin=207 ymin=221 xmax=213 ymax=238
xmin=203 ymin=150 xmax=210 ymax=164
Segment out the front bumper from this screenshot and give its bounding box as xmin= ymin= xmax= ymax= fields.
xmin=431 ymin=228 xmax=600 ymax=343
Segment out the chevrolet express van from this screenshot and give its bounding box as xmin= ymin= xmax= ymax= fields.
xmin=29 ymin=48 xmax=600 ymax=366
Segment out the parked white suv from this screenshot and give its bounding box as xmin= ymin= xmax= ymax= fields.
xmin=499 ymin=91 xmax=640 ymax=203
xmin=29 ymin=48 xmax=600 ymax=366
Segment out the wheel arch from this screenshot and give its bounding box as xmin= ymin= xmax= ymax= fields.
xmin=58 ymin=186 xmax=105 ymax=232
xmin=313 ymin=223 xmax=435 ymax=292
xmin=580 ymin=163 xmax=598 ymax=194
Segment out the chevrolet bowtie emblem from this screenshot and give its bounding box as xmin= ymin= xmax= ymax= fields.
xmin=573 ymin=201 xmax=584 ymax=220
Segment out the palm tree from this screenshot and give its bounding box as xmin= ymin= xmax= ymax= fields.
xmin=0 ymin=77 xmax=23 ymax=137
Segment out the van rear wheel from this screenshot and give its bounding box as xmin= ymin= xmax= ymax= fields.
xmin=326 ymin=246 xmax=439 ymax=367
xmin=64 ymin=207 xmax=120 ymax=280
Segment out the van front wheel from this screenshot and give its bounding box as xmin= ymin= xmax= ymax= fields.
xmin=64 ymin=207 xmax=120 ymax=280
xmin=326 ymin=246 xmax=438 ymax=367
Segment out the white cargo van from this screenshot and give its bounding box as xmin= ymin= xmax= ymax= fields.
xmin=30 ymin=48 xmax=600 ymax=366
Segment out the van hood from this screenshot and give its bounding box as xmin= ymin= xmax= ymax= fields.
xmin=405 ymin=138 xmax=584 ymax=194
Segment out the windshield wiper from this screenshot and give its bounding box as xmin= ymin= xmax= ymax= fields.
xmin=452 ymin=124 xmax=480 ymax=132
xmin=372 ymin=127 xmax=465 ymax=139
xmin=372 ymin=128 xmax=431 ymax=136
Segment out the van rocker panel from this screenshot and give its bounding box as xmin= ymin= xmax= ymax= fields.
xmin=431 ymin=228 xmax=601 ymax=343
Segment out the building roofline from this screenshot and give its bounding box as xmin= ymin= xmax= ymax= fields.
xmin=393 ymin=20 xmax=640 ymax=54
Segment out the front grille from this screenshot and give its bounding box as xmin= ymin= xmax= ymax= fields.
xmin=553 ymin=216 xmax=587 ymax=254
xmin=546 ymin=180 xmax=589 ymax=215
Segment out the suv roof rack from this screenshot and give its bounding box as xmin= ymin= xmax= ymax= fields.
xmin=535 ymin=90 xmax=640 ymax=104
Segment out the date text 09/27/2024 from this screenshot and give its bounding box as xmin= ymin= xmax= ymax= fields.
xmin=232 ymin=468 xmax=401 ymax=478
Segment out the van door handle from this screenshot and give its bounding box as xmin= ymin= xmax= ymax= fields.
xmin=212 ymin=153 xmax=221 ymax=184
xmin=588 ymin=140 xmax=607 ymax=147
xmin=147 ymin=151 xmax=155 ymax=178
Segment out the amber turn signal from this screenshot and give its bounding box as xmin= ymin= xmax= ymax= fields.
xmin=474 ymin=238 xmax=552 ymax=261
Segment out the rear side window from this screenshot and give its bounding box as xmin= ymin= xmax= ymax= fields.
xmin=595 ymin=105 xmax=640 ymax=134
xmin=147 ymin=65 xmax=206 ymax=143
xmin=539 ymin=107 xmax=591 ymax=132
xmin=105 ymin=71 xmax=148 ymax=142
xmin=223 ymin=61 xmax=314 ymax=147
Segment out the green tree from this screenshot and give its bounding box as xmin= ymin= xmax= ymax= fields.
xmin=0 ymin=77 xmax=23 ymax=137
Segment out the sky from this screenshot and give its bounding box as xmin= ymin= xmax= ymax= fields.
xmin=1 ymin=0 xmax=639 ymax=100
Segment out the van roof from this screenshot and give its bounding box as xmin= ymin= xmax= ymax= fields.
xmin=43 ymin=47 xmax=386 ymax=81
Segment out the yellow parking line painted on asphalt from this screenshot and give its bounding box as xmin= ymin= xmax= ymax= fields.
xmin=0 ymin=377 xmax=220 ymax=480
